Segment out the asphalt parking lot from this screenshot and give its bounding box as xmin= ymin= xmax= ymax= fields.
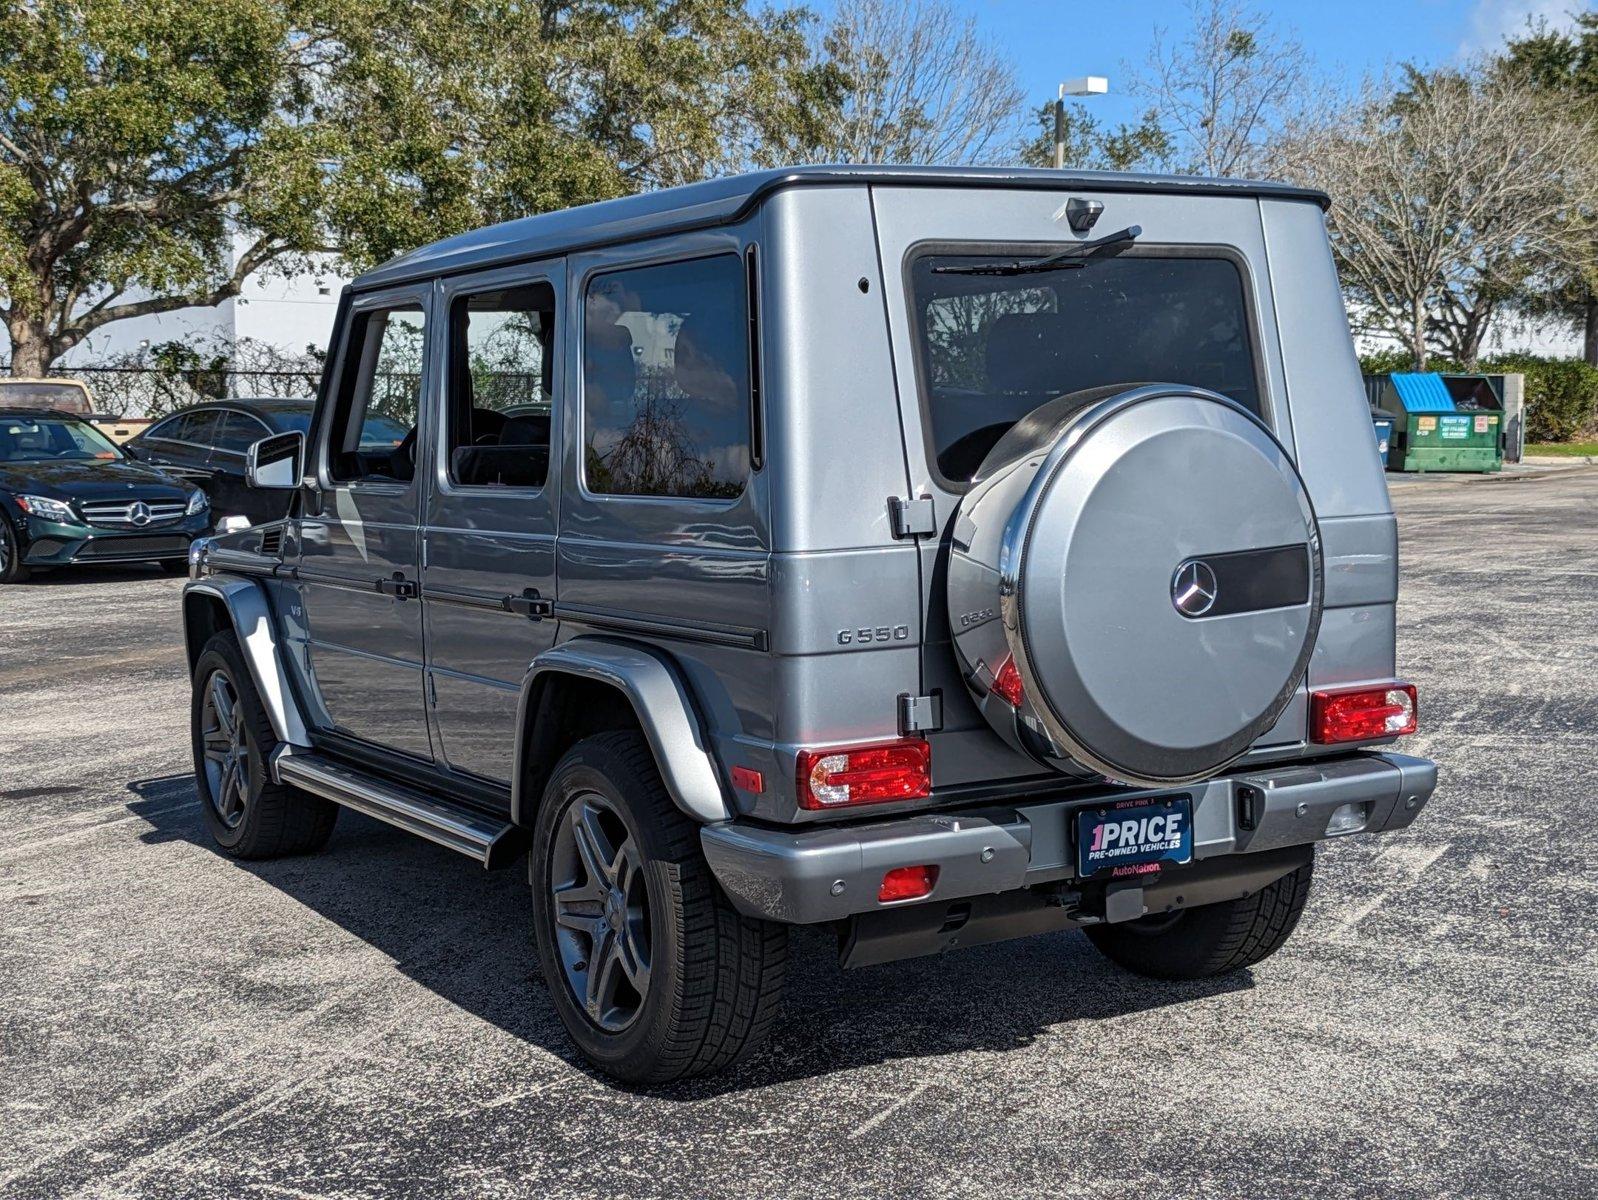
xmin=2 ymin=468 xmax=1595 ymax=1200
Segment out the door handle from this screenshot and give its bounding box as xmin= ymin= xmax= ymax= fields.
xmin=505 ymin=588 xmax=553 ymax=620
xmin=377 ymin=573 xmax=418 ymax=599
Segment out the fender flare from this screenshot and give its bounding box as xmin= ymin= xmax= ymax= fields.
xmin=183 ymin=576 xmax=311 ymax=747
xmin=513 ymin=637 xmax=732 ymax=827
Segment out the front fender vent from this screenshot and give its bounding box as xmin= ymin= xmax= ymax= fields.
xmin=258 ymin=527 xmax=284 ymax=558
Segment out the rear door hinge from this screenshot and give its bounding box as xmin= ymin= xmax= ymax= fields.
xmin=898 ymin=692 xmax=943 ymax=736
xmin=889 ymin=495 xmax=936 ymax=539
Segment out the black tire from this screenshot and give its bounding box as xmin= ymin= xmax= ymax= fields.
xmin=1084 ymin=854 xmax=1314 ymax=980
xmin=190 ymin=632 xmax=338 ymax=859
xmin=0 ymin=515 xmax=30 ymax=584
xmin=530 ymin=731 xmax=788 ymax=1085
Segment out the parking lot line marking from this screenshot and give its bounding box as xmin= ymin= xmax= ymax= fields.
xmin=0 ymin=800 xmax=198 ymax=865
xmin=848 ymin=1080 xmax=933 ymax=1139
xmin=1336 ymin=841 xmax=1450 ymax=933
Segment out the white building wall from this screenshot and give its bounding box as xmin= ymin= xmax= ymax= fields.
xmin=60 ymin=237 xmax=349 ymax=366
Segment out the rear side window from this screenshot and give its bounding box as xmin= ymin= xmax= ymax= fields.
xmin=446 ymin=282 xmax=555 ymax=489
xmin=215 ymin=411 xmax=270 ymax=452
xmin=582 ymin=255 xmax=750 ymax=500
xmin=181 ymin=409 xmax=225 ymax=447
xmin=910 ymin=252 xmax=1262 ymax=483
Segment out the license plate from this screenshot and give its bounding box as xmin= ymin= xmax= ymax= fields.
xmin=1076 ymin=795 xmax=1193 ymax=878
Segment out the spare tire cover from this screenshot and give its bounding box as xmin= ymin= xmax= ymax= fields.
xmin=947 ymin=385 xmax=1322 ymax=787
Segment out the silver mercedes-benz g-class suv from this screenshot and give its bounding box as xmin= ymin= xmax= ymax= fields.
xmin=183 ymin=165 xmax=1436 ymax=1084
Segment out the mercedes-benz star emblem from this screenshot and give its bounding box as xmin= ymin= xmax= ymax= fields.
xmin=129 ymin=501 xmax=152 ymax=527
xmin=1171 ymin=559 xmax=1218 ymax=618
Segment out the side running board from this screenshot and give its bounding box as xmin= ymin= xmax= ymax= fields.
xmin=275 ymin=752 xmax=525 ymax=869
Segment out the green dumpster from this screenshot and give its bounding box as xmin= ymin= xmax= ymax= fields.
xmin=1363 ymin=372 xmax=1503 ymax=473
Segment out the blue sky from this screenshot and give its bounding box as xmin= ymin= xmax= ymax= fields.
xmin=814 ymin=0 xmax=1589 ymax=128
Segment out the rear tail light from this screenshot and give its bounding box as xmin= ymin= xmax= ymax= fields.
xmin=878 ymin=864 xmax=939 ymax=903
xmin=991 ymin=655 xmax=1025 ymax=707
xmin=1310 ymin=683 xmax=1418 ymax=744
xmin=796 ymin=739 xmax=931 ymax=810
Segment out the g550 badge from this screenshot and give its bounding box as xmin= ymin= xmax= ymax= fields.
xmin=837 ymin=624 xmax=910 ymax=646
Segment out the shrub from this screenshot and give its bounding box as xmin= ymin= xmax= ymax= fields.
xmin=1482 ymin=355 xmax=1598 ymax=443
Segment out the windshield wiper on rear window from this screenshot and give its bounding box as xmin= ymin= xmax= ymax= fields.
xmin=931 ymin=225 xmax=1143 ymax=277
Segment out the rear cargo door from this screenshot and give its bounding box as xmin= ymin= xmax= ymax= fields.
xmin=867 ymin=185 xmax=1292 ymax=785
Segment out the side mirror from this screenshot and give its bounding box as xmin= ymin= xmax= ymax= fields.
xmin=246 ymin=431 xmax=305 ymax=490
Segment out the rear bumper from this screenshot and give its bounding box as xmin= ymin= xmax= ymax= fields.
xmin=701 ymin=751 xmax=1436 ymax=925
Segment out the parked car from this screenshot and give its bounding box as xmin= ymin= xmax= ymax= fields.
xmin=0 ymin=408 xmax=210 ymax=583
xmin=126 ymin=398 xmax=409 ymax=526
xmin=181 ymin=165 xmax=1435 ymax=1085
xmin=0 ymin=377 xmax=96 ymax=416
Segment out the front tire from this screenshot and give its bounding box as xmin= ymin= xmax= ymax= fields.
xmin=0 ymin=516 xmax=30 ymax=584
xmin=530 ymin=731 xmax=788 ymax=1085
xmin=191 ymin=632 xmax=338 ymax=858
xmin=1085 ymin=853 xmax=1314 ymax=980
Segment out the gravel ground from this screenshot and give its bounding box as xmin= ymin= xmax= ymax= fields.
xmin=1 ymin=468 xmax=1595 ymax=1200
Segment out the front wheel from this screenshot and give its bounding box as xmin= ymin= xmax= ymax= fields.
xmin=190 ymin=632 xmax=338 ymax=858
xmin=0 ymin=516 xmax=30 ymax=584
xmin=530 ymin=731 xmax=788 ymax=1085
xmin=1084 ymin=853 xmax=1314 ymax=980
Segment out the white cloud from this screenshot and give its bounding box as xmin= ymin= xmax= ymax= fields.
xmin=1460 ymin=0 xmax=1587 ymax=57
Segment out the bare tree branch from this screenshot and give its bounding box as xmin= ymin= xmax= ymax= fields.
xmin=1276 ymin=68 xmax=1598 ymax=367
xmin=1128 ymin=0 xmax=1312 ymax=178
xmin=807 ymin=0 xmax=1026 ymax=166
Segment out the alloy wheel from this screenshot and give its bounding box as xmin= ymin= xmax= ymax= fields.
xmin=548 ymin=793 xmax=653 ymax=1032
xmin=200 ymin=669 xmax=251 ymax=830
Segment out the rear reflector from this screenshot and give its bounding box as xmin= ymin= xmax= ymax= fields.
xmin=991 ymin=655 xmax=1025 ymax=707
xmin=878 ymin=865 xmax=939 ymax=903
xmin=796 ymin=740 xmax=932 ymax=810
xmin=730 ymin=765 xmax=764 ymax=794
xmin=1310 ymin=683 xmax=1418 ymax=744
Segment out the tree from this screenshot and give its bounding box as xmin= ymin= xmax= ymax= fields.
xmin=1017 ymin=101 xmax=1170 ymax=172
xmin=0 ymin=0 xmax=838 ymax=376
xmin=806 ymin=0 xmax=1025 ymax=166
xmin=1497 ymin=14 xmax=1598 ymax=366
xmin=0 ymin=0 xmax=344 ymax=376
xmin=1278 ymin=67 xmax=1598 ymax=368
xmin=1127 ymin=0 xmax=1310 ymax=178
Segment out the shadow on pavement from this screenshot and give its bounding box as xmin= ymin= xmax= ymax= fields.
xmin=19 ymin=563 xmax=178 ymax=587
xmin=125 ymin=773 xmax=1252 ymax=1098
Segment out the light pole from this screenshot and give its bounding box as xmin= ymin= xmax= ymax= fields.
xmin=1053 ymin=76 xmax=1109 ymax=169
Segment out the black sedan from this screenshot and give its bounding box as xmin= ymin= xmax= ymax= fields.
xmin=0 ymin=408 xmax=211 ymax=584
xmin=124 ymin=397 xmax=408 ymax=526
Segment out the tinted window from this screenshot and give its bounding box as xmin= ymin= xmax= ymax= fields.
xmin=153 ymin=413 xmax=198 ymax=442
xmin=0 ymin=416 xmax=121 ymax=462
xmin=328 ymin=305 xmax=425 ymax=483
xmin=447 ymin=282 xmax=555 ymax=489
xmin=583 ymin=255 xmax=750 ymax=500
xmin=145 ymin=415 xmax=184 ymax=441
xmin=269 ymin=410 xmax=313 ymax=435
xmin=182 ymin=410 xmax=225 ymax=446
xmin=215 ymin=411 xmax=270 ymax=452
xmin=0 ymin=381 xmax=91 ymax=413
xmin=910 ymin=253 xmax=1261 ymax=483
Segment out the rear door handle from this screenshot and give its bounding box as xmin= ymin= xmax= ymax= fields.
xmin=505 ymin=588 xmax=553 ymax=620
xmin=377 ymin=573 xmax=418 ymax=599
